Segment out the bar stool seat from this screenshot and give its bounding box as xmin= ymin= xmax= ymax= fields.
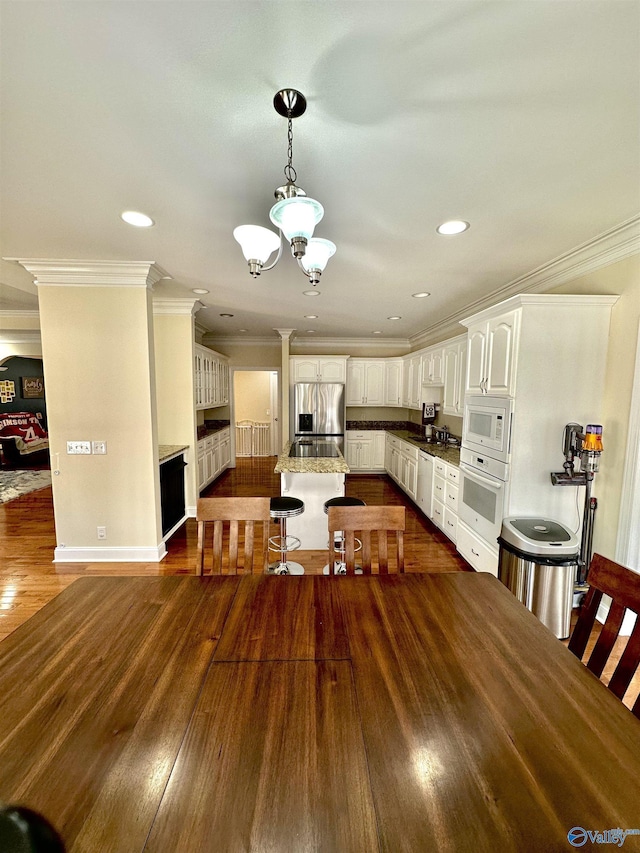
xmin=323 ymin=497 xmax=365 ymax=575
xmin=269 ymin=496 xmax=305 ymax=575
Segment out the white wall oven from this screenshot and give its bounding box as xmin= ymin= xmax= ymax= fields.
xmin=459 ymin=447 xmax=509 ymax=546
xmin=462 ymin=396 xmax=514 ymax=463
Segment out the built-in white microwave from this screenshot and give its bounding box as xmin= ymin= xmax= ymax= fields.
xmin=462 ymin=396 xmax=514 ymax=463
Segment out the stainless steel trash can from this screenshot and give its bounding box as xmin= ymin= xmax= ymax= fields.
xmin=498 ymin=517 xmax=579 ymax=639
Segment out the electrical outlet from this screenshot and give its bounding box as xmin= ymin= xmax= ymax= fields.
xmin=67 ymin=441 xmax=91 ymax=455
xmin=97 ymin=526 xmax=106 ymax=539
xmin=92 ymin=441 xmax=107 ymax=455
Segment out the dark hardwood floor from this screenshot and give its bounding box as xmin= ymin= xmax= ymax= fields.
xmin=0 ymin=458 xmax=468 ymax=639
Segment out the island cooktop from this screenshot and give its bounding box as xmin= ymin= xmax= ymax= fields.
xmin=289 ymin=439 xmax=341 ymax=458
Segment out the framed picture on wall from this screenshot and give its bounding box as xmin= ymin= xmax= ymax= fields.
xmin=21 ymin=376 xmax=45 ymax=399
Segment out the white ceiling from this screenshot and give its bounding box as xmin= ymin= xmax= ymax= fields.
xmin=1 ymin=1 xmax=639 ymax=344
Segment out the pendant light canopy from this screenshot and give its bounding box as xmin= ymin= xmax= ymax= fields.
xmin=233 ymin=89 xmax=336 ymax=284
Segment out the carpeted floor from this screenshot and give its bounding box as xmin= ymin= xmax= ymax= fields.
xmin=0 ymin=469 xmax=52 ymax=503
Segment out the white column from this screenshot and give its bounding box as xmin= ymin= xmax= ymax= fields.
xmin=15 ymin=259 xmax=168 ymax=562
xmin=275 ymin=328 xmax=295 ymax=446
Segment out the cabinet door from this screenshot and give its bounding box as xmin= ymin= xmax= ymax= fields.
xmin=345 ymin=438 xmax=359 ymax=469
xmin=346 ymin=361 xmax=366 ymax=405
xmin=358 ymin=437 xmax=373 ymax=469
xmin=292 ymin=359 xmax=319 ymax=382
xmin=401 ymin=357 xmax=412 ymax=407
xmin=465 ymin=326 xmax=487 ymax=394
xmin=391 ymin=447 xmax=402 ymax=481
xmin=318 ymin=358 xmax=346 ymax=382
xmin=442 ymin=344 xmax=459 ymax=414
xmin=409 ymin=356 xmax=421 ymax=408
xmin=384 ymin=360 xmax=402 ymax=406
xmin=433 ymin=474 xmax=446 ymax=506
xmin=404 ymin=454 xmax=418 ymax=500
xmin=429 ymin=348 xmax=444 ymax=384
xmin=194 ymin=353 xmax=203 ymax=407
xmin=197 ymin=451 xmax=206 ymax=490
xmin=486 ymin=311 xmax=519 ymax=396
xmin=364 ymin=362 xmax=385 ymax=405
xmin=456 ymin=339 xmax=467 ymax=413
xmin=385 ymin=435 xmax=394 ymax=472
xmin=373 ymin=432 xmax=386 ymax=469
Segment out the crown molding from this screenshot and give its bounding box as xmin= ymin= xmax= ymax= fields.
xmin=5 ymin=259 xmax=170 ymax=288
xmin=410 ymin=214 xmax=640 ymax=349
xmin=290 ymin=336 xmax=411 ymax=354
xmin=152 ymin=297 xmax=200 ymax=315
xmin=0 ymin=329 xmax=42 ymax=344
xmin=0 ymin=310 xmax=40 ymax=320
xmin=202 ymin=335 xmax=281 ymax=347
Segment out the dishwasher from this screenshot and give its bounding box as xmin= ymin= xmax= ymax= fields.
xmin=416 ymin=450 xmax=433 ymax=519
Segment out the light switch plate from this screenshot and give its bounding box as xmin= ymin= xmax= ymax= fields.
xmin=92 ymin=441 xmax=107 ymax=455
xmin=67 ymin=441 xmax=91 ymax=454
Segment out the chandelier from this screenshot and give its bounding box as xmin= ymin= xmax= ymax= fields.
xmin=233 ymin=89 xmax=336 ymax=286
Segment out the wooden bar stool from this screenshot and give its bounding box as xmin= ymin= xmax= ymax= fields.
xmin=268 ymin=496 xmax=305 ymax=575
xmin=323 ymin=497 xmax=365 ymax=575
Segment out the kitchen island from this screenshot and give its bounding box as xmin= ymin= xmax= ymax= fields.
xmin=274 ymin=441 xmax=350 ymax=550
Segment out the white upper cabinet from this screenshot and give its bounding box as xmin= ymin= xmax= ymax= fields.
xmin=291 ymin=357 xmax=347 ymax=383
xmin=463 ymin=309 xmax=519 ymax=396
xmin=442 ymin=336 xmax=467 ymax=415
xmin=421 ymin=347 xmax=444 ymax=386
xmin=346 ymin=359 xmax=385 ymax=406
xmin=384 ymin=359 xmax=403 ymax=406
xmin=194 ymin=343 xmax=229 ymax=409
xmin=402 ymin=354 xmax=422 ymax=409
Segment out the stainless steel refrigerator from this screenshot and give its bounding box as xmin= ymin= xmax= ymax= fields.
xmin=292 ymin=383 xmax=345 ymax=450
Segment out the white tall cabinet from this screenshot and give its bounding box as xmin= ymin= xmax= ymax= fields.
xmin=458 ymin=294 xmax=618 ymax=572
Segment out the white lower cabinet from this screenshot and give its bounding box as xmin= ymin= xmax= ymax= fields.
xmin=384 ymin=434 xmax=418 ymax=501
xmin=346 ymin=431 xmax=386 ymax=471
xmin=431 ymin=457 xmax=460 ymax=543
xmin=197 ymin=427 xmax=231 ymax=491
xmin=456 ymin=519 xmax=499 ymax=576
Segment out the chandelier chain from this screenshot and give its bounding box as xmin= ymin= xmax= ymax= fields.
xmin=284 ymin=114 xmax=297 ymax=184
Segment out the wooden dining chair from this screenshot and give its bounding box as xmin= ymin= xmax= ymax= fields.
xmin=196 ymin=497 xmax=271 ymax=576
xmin=327 ymin=505 xmax=405 ymax=575
xmin=568 ymin=553 xmax=640 ymax=718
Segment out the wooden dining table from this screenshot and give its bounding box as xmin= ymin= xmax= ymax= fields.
xmin=1 ymin=572 xmax=639 ymax=852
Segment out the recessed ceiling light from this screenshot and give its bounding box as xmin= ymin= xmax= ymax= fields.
xmin=219 ymin=313 xmax=234 ymax=318
xmin=192 ymin=288 xmax=209 ymax=295
xmin=238 ymin=328 xmax=248 ymax=332
xmin=387 ymin=316 xmax=402 ymax=320
xmin=304 ymin=314 xmax=318 ymax=319
xmin=436 ymin=220 xmax=470 ymax=235
xmin=373 ymin=330 xmax=382 ymax=334
xmin=121 ymin=210 xmax=154 ymax=227
xmin=303 ymin=290 xmax=321 ymax=297
xmin=306 ymin=329 xmax=316 ymax=333
xmin=412 ymin=292 xmax=431 ymax=298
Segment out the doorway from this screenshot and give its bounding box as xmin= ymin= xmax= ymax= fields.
xmin=232 ymin=370 xmax=279 ymax=456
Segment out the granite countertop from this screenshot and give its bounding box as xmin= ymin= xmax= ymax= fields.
xmin=275 ymin=442 xmax=350 ymax=475
xmin=197 ymin=421 xmax=230 ymax=441
xmin=386 ymin=429 xmax=461 ymax=467
xmin=158 ymin=445 xmax=189 ymax=463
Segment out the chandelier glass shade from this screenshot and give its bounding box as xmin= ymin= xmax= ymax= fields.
xmin=234 ymin=89 xmax=335 ymax=283
xmin=269 ymin=197 xmax=324 ymax=243
xmin=299 ymin=238 xmax=336 ymax=281
xmin=233 ymin=225 xmax=281 ymax=264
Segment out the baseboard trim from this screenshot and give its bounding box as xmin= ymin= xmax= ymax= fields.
xmin=53 ymin=544 xmax=167 ymax=562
